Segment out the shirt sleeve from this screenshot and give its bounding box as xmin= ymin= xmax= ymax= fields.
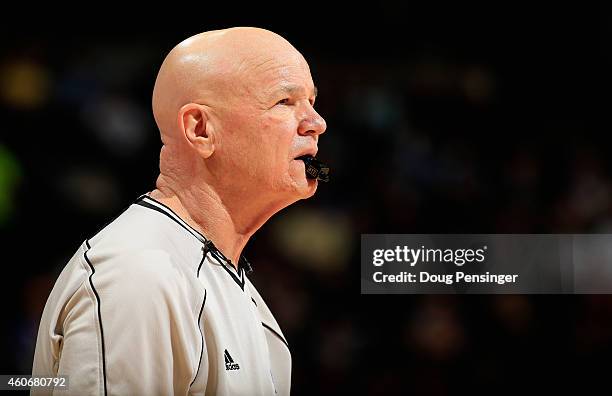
xmin=33 ymin=248 xmax=207 ymax=396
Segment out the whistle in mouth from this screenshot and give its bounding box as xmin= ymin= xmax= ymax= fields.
xmin=297 ymin=155 xmax=330 ymax=183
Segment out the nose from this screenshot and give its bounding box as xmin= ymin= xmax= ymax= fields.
xmin=297 ymin=106 xmax=327 ymax=137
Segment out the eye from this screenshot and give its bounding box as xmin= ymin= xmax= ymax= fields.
xmin=276 ymin=98 xmax=290 ymax=106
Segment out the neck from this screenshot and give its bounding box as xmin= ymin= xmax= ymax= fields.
xmin=150 ymin=175 xmax=279 ymax=268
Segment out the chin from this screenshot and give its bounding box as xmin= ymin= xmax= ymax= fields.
xmin=299 ymin=183 xmax=317 ymax=199
xmin=284 ymin=176 xmax=317 ymax=201
xmin=297 ymin=179 xmax=319 ymax=199
xmin=284 ymin=166 xmax=318 ymax=198
xmin=305 ymin=178 xmax=318 ymax=196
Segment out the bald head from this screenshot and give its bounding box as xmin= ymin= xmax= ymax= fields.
xmin=152 ymin=26 xmax=325 ymax=213
xmin=152 ymin=27 xmax=307 ymax=141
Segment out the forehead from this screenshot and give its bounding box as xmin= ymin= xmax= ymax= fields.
xmin=238 ymin=50 xmax=316 ymax=97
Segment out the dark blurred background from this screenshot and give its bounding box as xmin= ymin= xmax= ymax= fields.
xmin=2 ymin=4 xmax=612 ymax=395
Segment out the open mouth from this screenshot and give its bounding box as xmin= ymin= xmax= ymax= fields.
xmin=296 ymin=155 xmax=330 ymax=183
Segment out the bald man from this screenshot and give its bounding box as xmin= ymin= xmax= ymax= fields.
xmin=32 ymin=27 xmax=326 ymax=396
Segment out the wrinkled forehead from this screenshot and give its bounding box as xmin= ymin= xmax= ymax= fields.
xmin=232 ymin=46 xmax=315 ymax=99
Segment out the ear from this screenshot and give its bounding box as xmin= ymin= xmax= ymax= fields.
xmin=178 ymin=103 xmax=215 ymax=159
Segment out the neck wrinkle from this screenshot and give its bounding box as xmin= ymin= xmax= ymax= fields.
xmin=151 ymin=175 xmax=258 ymax=268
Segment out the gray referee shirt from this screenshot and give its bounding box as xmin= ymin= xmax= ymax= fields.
xmin=32 ymin=194 xmax=291 ymax=395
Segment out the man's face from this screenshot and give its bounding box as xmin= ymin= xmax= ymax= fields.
xmin=211 ymin=49 xmax=327 ymax=206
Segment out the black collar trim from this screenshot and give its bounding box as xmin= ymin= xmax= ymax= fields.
xmin=204 ymin=241 xmax=245 ymax=290
xmin=135 ymin=194 xmax=251 ymax=290
xmin=135 ymin=195 xmax=206 ymax=243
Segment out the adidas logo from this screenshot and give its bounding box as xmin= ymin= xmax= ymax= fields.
xmin=224 ymin=349 xmax=240 ymax=371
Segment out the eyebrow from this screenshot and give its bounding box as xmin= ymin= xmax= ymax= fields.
xmin=277 ymin=84 xmax=318 ymax=98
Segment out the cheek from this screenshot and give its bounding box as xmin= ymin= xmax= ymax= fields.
xmin=260 ymin=115 xmax=296 ymax=163
xmin=221 ymin=110 xmax=297 ymax=182
xmin=216 ymin=117 xmax=265 ymax=178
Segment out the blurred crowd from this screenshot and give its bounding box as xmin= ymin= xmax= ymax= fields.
xmin=2 ymin=11 xmax=612 ymax=395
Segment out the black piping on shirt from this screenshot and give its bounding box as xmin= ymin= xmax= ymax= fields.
xmin=190 ymin=289 xmax=207 ymax=389
xmin=84 ymin=240 xmax=108 ymax=396
xmin=135 ymin=198 xmax=205 ymax=243
xmin=262 ymin=322 xmax=289 ymax=350
xmin=209 ymin=248 xmax=246 ymax=290
xmin=136 ymin=195 xmax=249 ymax=291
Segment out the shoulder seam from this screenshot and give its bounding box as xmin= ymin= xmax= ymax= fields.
xmin=83 ymin=240 xmax=108 ymax=396
xmin=190 ymin=289 xmax=207 ymax=388
xmin=62 ymin=242 xmax=97 ymax=328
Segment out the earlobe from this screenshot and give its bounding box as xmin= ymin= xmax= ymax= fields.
xmin=178 ymin=103 xmax=215 ymax=159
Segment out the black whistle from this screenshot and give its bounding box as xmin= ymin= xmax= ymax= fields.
xmin=297 ymin=155 xmax=330 ymax=182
